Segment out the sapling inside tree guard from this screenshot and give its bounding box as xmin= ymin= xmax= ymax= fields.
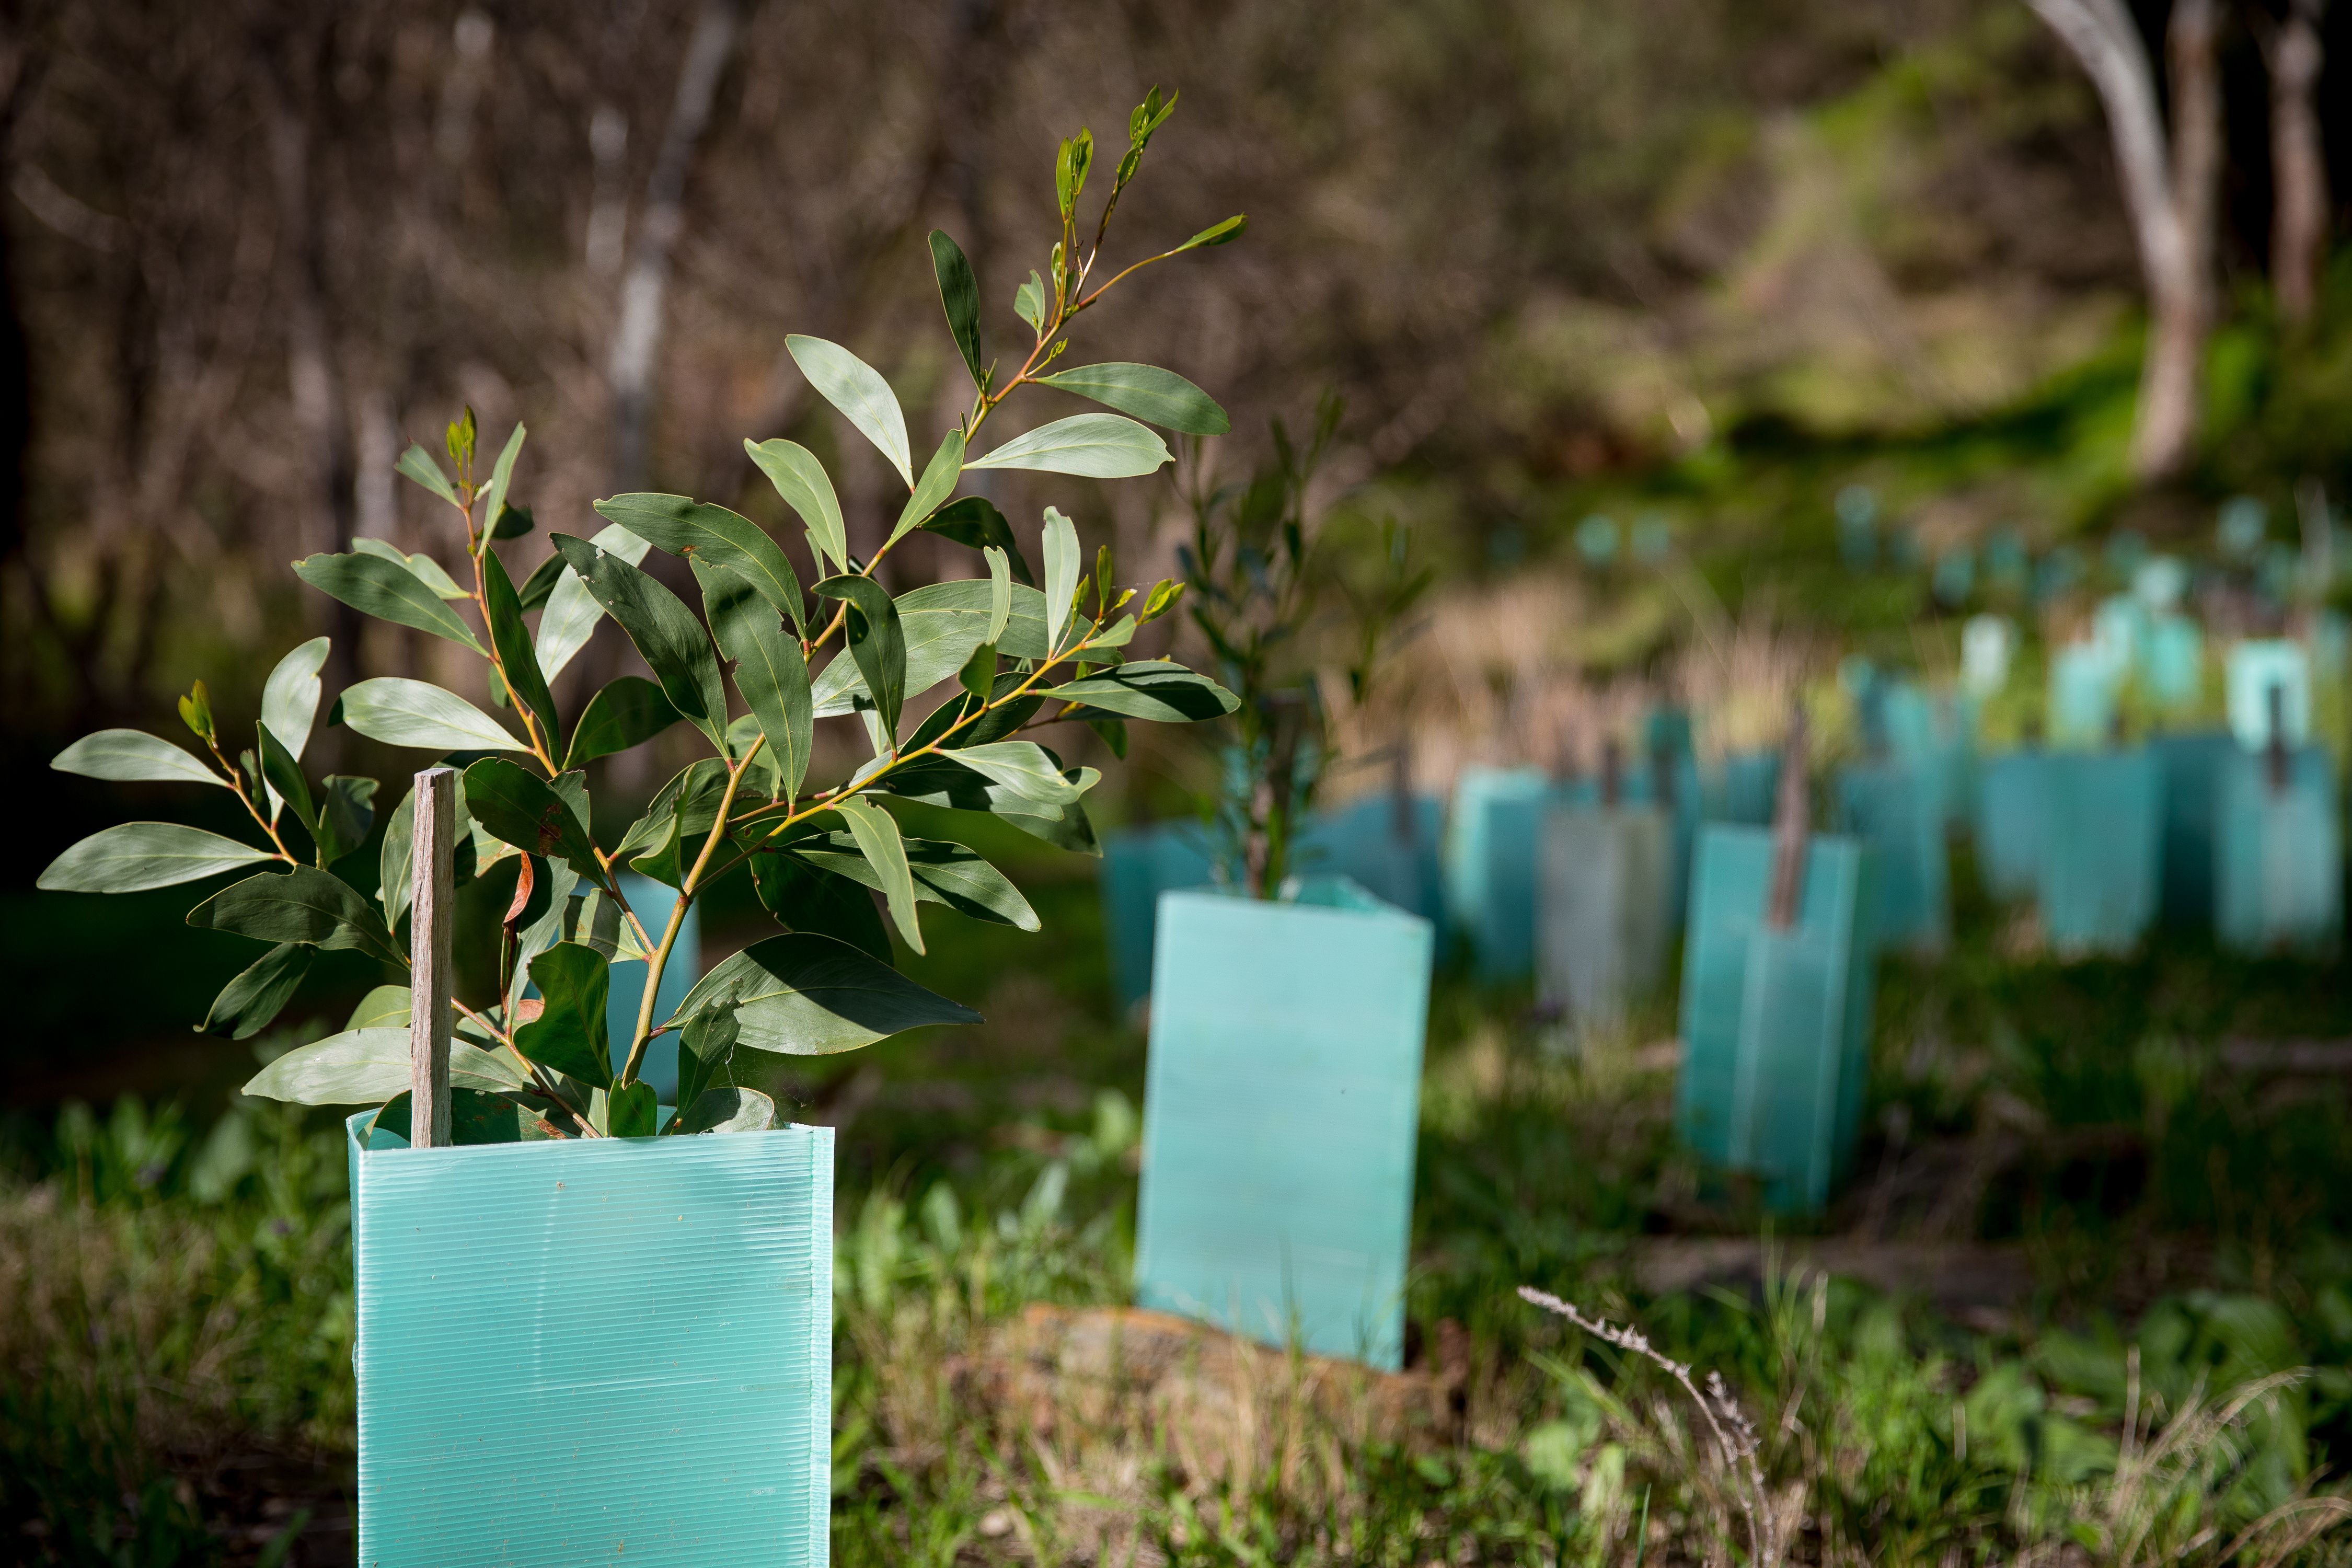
xmin=40 ymin=90 xmax=1242 ymax=1143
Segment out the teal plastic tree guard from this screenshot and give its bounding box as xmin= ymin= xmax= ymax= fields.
xmin=2152 ymin=732 xmax=2232 ymax=928
xmin=1835 ymin=762 xmax=1949 ymax=953
xmin=347 ymin=1115 xmax=834 ymax=1567
xmin=1675 ymin=827 xmax=1874 ymax=1214
xmin=2142 ymin=614 xmax=2204 ymax=712
xmin=1537 ymin=805 xmax=1671 ymax=1028
xmin=1101 ymin=822 xmax=1215 ymax=1013
xmin=1293 ymin=793 xmax=1446 ymax=925
xmin=2049 ymin=643 xmax=2122 ymax=747
xmin=1135 ymin=879 xmax=1432 ymax=1369
xmin=610 ymin=872 xmax=699 ymax=1100
xmin=1974 ymin=750 xmax=2043 ymax=902
xmin=2228 ymin=641 xmax=2312 ymax=751
xmin=1710 ymin=751 xmax=1782 ymax=826
xmin=2037 ymin=750 xmax=2163 ymax=955
xmin=1442 ymin=765 xmax=1557 ymax=979
xmin=1881 ymin=683 xmax=1973 ymax=827
xmin=2216 ymin=745 xmax=2342 ymax=954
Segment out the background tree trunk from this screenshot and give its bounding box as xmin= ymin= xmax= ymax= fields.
xmin=2265 ymin=0 xmax=2328 ymax=325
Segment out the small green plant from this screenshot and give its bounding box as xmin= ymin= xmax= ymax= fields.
xmin=37 ymin=92 xmax=1242 ymax=1140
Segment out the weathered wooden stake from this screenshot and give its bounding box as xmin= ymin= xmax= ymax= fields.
xmin=1766 ymin=705 xmax=1811 ymax=930
xmin=408 ymin=766 xmax=457 ymax=1148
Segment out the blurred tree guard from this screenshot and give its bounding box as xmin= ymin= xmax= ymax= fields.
xmin=2153 ymin=730 xmax=2234 ymax=928
xmin=1975 ymin=750 xmax=2046 ymax=904
xmin=1645 ymin=708 xmax=1703 ymax=930
xmin=38 ymin=95 xmax=1246 ymax=1560
xmin=1444 ymin=764 xmax=1555 ymax=979
xmin=1876 ymin=680 xmax=1975 ymax=832
xmin=1290 ymin=770 xmax=1445 ymax=926
xmin=2228 ymin=640 xmax=2312 ymax=752
xmin=1538 ymin=740 xmax=1671 ymax=1032
xmin=2024 ymin=0 xmax=2221 ymax=480
xmin=1100 ymin=821 xmax=1214 ymax=1017
xmin=1677 ymin=718 xmax=1875 ymax=1214
xmin=2216 ymin=680 xmax=2342 ymax=954
xmin=1134 ymin=879 xmax=1432 ymax=1368
xmin=1709 ymin=748 xmax=1782 ymax=827
xmin=2037 ymin=748 xmax=2164 ymax=956
xmin=1836 ymin=758 xmax=1951 ymax=957
xmin=2049 ymin=641 xmax=2125 ymax=748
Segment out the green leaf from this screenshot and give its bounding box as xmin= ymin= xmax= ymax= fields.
xmin=928 ymin=230 xmax=986 ymax=388
xmin=832 ymin=796 xmax=922 ymax=952
xmin=354 ymin=536 xmax=470 ymax=598
xmin=785 ymin=335 xmax=912 ymax=488
xmin=187 ymin=866 xmax=405 ymax=966
xmin=482 ymin=549 xmax=562 ymax=758
xmin=395 ymin=444 xmax=462 ymax=507
xmin=814 ymin=575 xmax=908 ymax=744
xmin=956 ymin=641 xmax=997 ymax=703
xmin=697 ymin=559 xmax=813 ymax=799
xmin=602 ymin=1079 xmax=659 ymax=1136
xmin=198 ymin=942 xmax=314 ymax=1040
xmin=1039 ymin=660 xmax=1239 ymax=722
xmin=256 ymin=723 xmax=319 ymax=848
xmin=462 ymin=759 xmax=598 ymax=871
xmin=294 ymin=552 xmax=487 ymax=654
xmin=1042 ymin=507 xmax=1080 ymax=652
xmin=673 ymin=1005 xmax=739 ymax=1111
xmin=985 ymin=546 xmax=1014 ymax=642
xmin=1055 ymin=129 xmax=1094 ymax=217
xmin=946 ymin=740 xmax=1090 ymax=804
xmin=967 ymin=414 xmax=1171 ymax=479
xmin=666 ymin=933 xmax=981 ymax=1054
xmin=51 ymin=729 xmax=223 ymax=787
xmin=593 ymin=493 xmax=808 ymax=638
xmin=179 ymin=681 xmax=215 ymax=744
xmin=515 ymin=550 xmax=569 ymax=613
xmin=549 ymin=533 xmax=728 ymax=747
xmin=873 ymin=753 xmax=1101 ymax=855
xmin=1088 ymin=716 xmax=1129 ymax=758
xmin=374 ymin=1087 xmax=526 ymax=1146
xmin=563 ymin=676 xmax=682 ymax=770
xmin=242 ymin=1028 xmax=524 ymax=1105
xmin=1035 ymin=363 xmax=1229 ymax=435
xmin=745 ymin=439 xmax=847 ymax=577
xmin=513 ymin=941 xmax=613 ymax=1088
xmin=620 ymin=759 xmax=732 ymax=887
xmin=504 ymin=858 xmax=581 ymax=1018
xmin=810 ymin=579 xmax=1049 ymax=718
xmin=448 ymin=406 xmax=477 ymax=468
xmin=338 ymin=677 xmax=527 ymax=753
xmin=1014 ymin=269 xmax=1047 ymax=332
xmin=747 ymin=846 xmax=894 ymax=961
xmin=481 ymin=422 xmax=527 ymax=537
xmin=921 ymin=496 xmax=1035 ymax=584
xmin=39 ymin=823 xmax=275 ymax=893
xmin=1173 ymin=214 xmax=1247 ymax=252
xmin=491 ymin=502 xmax=534 ymax=539
xmin=348 ymin=984 xmax=410 ymax=1030
xmin=674 ymin=1085 xmax=775 ymax=1134
xmin=261 ymin=638 xmax=332 ymax=762
xmin=535 ymin=523 xmax=651 ymax=684
xmin=315 ymin=775 xmax=379 ymax=867
xmin=791 ymin=831 xmax=1038 ymax=931
xmin=890 ymin=428 xmax=966 ymax=547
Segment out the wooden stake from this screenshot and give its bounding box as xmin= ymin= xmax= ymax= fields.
xmin=1767 ymin=705 xmax=1810 ymax=930
xmin=408 ymin=766 xmax=456 ymax=1148
xmin=2267 ymin=682 xmax=2289 ymax=794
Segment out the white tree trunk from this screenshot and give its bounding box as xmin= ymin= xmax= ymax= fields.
xmin=2265 ymin=0 xmax=2328 ymax=325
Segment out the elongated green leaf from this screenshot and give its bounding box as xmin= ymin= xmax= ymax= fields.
xmin=1036 ymin=363 xmax=1229 ymax=434
xmin=256 ymin=723 xmax=318 ymax=843
xmin=810 ymin=580 xmax=1048 ymax=717
xmin=339 ymin=677 xmax=526 ymax=753
xmin=462 ymin=758 xmax=598 ymax=871
xmin=594 ymin=493 xmax=808 ymax=637
xmin=294 ymin=553 xmax=486 ymax=654
xmin=747 ymin=848 xmax=893 ymax=961
xmin=889 ymin=429 xmax=966 ymax=546
xmin=675 ymin=1085 xmax=775 ymax=1134
xmin=513 ymin=941 xmax=612 ymax=1088
xmin=550 ymin=534 xmax=728 ymax=747
xmin=1039 ymin=659 xmax=1239 ymax=722
xmin=814 ymin=575 xmax=907 ymax=744
xmin=832 ymin=797 xmax=922 ymax=952
xmin=958 ymin=641 xmax=997 ymax=703
xmin=604 ymin=1080 xmax=659 ymax=1136
xmin=1014 ymin=269 xmax=1047 ymax=332
xmin=347 ymin=983 xmax=410 ymax=1030
xmin=516 ymin=550 xmax=569 ymax=612
xmin=786 ymin=335 xmax=912 ymax=487
xmin=1043 ymin=507 xmax=1080 ymax=652
xmin=947 ymin=740 xmax=1089 ymax=804
xmin=620 ymin=759 xmax=732 ymax=887
xmin=315 ymin=776 xmax=378 ymax=867
xmin=921 ymin=497 xmax=1035 ymax=584
xmin=666 ymin=933 xmax=979 ymax=1054
xmin=39 ymin=823 xmax=275 ymax=893
xmin=928 ymin=230 xmax=985 ymax=387
xmin=242 ymin=1028 xmax=524 ymax=1105
xmin=985 ymin=547 xmax=1014 ymax=641
xmin=791 ymin=831 xmax=1037 ymax=930
xmin=535 ymin=523 xmax=651 ymax=684
xmin=261 ymin=638 xmax=332 ymax=762
xmin=968 ymin=413 xmax=1171 ymax=479
xmin=1173 ymin=214 xmax=1247 ymax=252
xmin=187 ymin=866 xmax=404 ymax=965
xmin=354 ymin=537 xmax=470 ymax=599
xmin=504 ymin=857 xmax=581 ymax=1019
xmin=874 ymin=754 xmax=1101 ymax=854
xmin=696 ymin=559 xmax=812 ymax=799
xmin=745 ymin=439 xmax=847 ymax=576
xmin=51 ymin=729 xmax=223 ymax=787
xmin=373 ymin=1087 xmax=527 ymax=1146
xmin=562 ymin=676 xmax=681 ymax=770
xmin=395 ymin=444 xmax=462 ymax=506
xmin=481 ymin=422 xmax=527 ymax=538
xmin=197 ymin=941 xmax=314 ymax=1040
xmin=483 ymin=549 xmax=562 ymax=758
xmin=671 ymin=1006 xmax=739 ymax=1114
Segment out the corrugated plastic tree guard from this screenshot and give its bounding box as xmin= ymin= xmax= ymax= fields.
xmin=1293 ymin=793 xmax=1446 ymax=925
xmin=2049 ymin=643 xmax=2121 ymax=747
xmin=2153 ymin=732 xmax=2233 ymax=928
xmin=347 ymin=1114 xmax=835 ymax=1567
xmin=608 ymin=871 xmax=700 ymax=1099
xmin=2142 ymin=614 xmax=2204 ymax=711
xmin=2216 ymin=745 xmax=2342 ymax=954
xmin=1835 ymin=762 xmax=1949 ymax=953
xmin=1710 ymin=750 xmax=1781 ymax=826
xmin=1100 ymin=822 xmax=1214 ymax=1013
xmin=1537 ymin=805 xmax=1670 ymax=1028
xmin=1975 ymin=751 xmax=2044 ymax=902
xmin=1135 ymin=878 xmax=1432 ymax=1369
xmin=2036 ymin=749 xmax=2163 ymax=955
xmin=2227 ymin=641 xmax=2312 ymax=750
xmin=1675 ymin=826 xmax=1874 ymax=1214
xmin=1881 ymin=683 xmax=1973 ymax=828
xmin=1443 ymin=765 xmax=1555 ymax=979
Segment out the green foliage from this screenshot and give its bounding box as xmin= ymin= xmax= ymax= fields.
xmin=36 ymin=100 xmax=1242 ymax=1142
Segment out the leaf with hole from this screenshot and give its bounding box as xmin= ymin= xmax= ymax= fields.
xmin=39 ymin=823 xmax=276 ymax=893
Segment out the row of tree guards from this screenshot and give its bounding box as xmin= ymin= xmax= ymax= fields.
xmin=1107 ymin=636 xmax=2346 ymax=1353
